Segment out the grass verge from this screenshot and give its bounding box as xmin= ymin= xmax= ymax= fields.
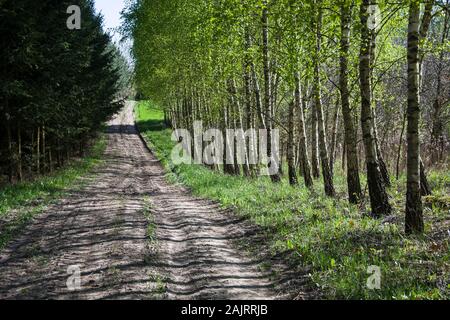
xmin=135 ymin=100 xmax=449 ymax=300
xmin=0 ymin=135 xmax=106 ymax=250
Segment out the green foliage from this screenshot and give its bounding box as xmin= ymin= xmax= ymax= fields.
xmin=0 ymin=0 xmax=128 ymax=182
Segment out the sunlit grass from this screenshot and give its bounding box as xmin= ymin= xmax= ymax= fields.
xmin=136 ymin=100 xmax=449 ymax=300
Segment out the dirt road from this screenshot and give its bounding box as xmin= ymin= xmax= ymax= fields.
xmin=0 ymin=102 xmax=308 ymax=300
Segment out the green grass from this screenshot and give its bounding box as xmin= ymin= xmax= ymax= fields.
xmin=142 ymin=196 xmax=157 ymax=244
xmin=136 ymin=100 xmax=449 ymax=300
xmin=0 ymin=135 xmax=106 ymax=250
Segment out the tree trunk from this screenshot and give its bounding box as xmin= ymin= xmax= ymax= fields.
xmin=340 ymin=1 xmax=362 ymax=203
xmin=341 ymin=141 xmax=346 ymax=172
xmin=37 ymin=126 xmax=41 ymax=175
xmin=329 ymin=97 xmax=340 ymax=177
xmin=42 ymin=126 xmax=46 ymax=173
xmin=235 ymin=80 xmax=248 ymax=176
xmin=262 ymin=1 xmax=281 ymax=182
xmin=368 ymin=2 xmax=391 ymax=188
xmin=17 ymin=124 xmax=23 ymax=182
xmin=405 ymin=1 xmax=423 ymax=234
xmin=419 ymin=0 xmax=434 ymax=43
xmin=418 ymin=0 xmax=437 ymax=192
xmin=228 ymin=79 xmax=245 ymax=176
xmin=251 ymin=64 xmax=266 ymax=129
xmin=279 ymin=138 xmax=285 ymax=176
xmin=359 ymin=0 xmax=391 ymax=216
xmin=430 ymin=5 xmax=449 ymax=163
xmin=243 ymin=28 xmax=257 ymax=177
xmin=271 ymin=58 xmax=279 ymax=119
xmin=287 ymin=98 xmax=298 ymax=185
xmin=6 ymin=115 xmax=14 ymax=183
xmin=372 ymin=107 xmax=391 ymax=186
xmin=396 ymin=107 xmax=407 ymax=180
xmin=310 ymin=97 xmax=320 ymax=179
xmin=223 ymin=103 xmax=235 ymax=175
xmin=295 ymin=72 xmax=313 ymax=188
xmin=420 ymin=159 xmax=432 ymax=196
xmin=57 ymin=138 xmax=62 ymax=167
xmin=49 ymin=148 xmax=53 ymax=173
xmin=313 ymin=2 xmax=335 ymax=197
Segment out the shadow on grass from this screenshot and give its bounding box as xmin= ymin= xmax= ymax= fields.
xmin=136 ymin=119 xmax=168 ymax=132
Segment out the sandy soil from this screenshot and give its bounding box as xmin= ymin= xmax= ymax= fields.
xmin=0 ymin=102 xmax=311 ymax=300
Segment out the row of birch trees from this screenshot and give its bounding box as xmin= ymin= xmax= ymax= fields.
xmin=125 ymin=0 xmax=449 ymax=234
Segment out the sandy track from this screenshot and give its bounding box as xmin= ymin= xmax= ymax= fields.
xmin=0 ymin=102 xmax=308 ymax=300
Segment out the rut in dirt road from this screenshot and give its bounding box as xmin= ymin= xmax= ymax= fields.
xmin=0 ymin=102 xmax=308 ymax=300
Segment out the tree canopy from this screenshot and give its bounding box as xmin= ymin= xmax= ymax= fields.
xmin=0 ymin=0 xmax=130 ymax=182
